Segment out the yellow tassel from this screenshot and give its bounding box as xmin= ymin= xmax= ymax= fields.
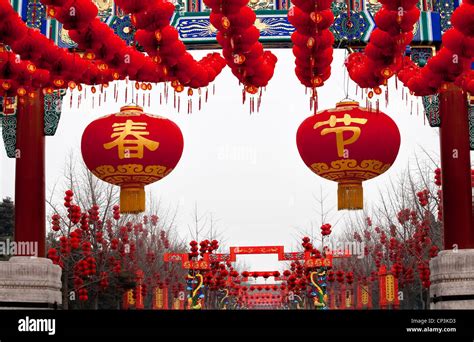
xmin=120 ymin=186 xmax=145 ymax=214
xmin=338 ymin=182 xmax=363 ymax=210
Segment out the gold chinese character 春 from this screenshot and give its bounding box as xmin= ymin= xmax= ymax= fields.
xmin=103 ymin=119 xmax=159 ymax=159
xmin=314 ymin=114 xmax=368 ymax=158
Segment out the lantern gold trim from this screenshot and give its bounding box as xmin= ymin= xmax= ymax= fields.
xmin=91 ymin=164 xmax=172 ymax=213
xmin=310 ymin=159 xmax=391 ymax=181
xmin=91 ymin=164 xmax=172 ymax=185
xmin=311 ymin=159 xmax=392 ymax=210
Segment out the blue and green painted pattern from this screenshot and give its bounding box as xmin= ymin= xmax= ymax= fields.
xmin=9 ymin=0 xmax=449 ymax=48
xmin=1 ymin=115 xmax=17 ymax=158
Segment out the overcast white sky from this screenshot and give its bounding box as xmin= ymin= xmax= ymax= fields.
xmin=0 ymin=49 xmax=450 ymax=271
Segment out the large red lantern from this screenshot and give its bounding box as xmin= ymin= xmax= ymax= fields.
xmin=296 ymin=101 xmax=400 ymax=210
xmin=81 ymin=105 xmax=184 ymax=213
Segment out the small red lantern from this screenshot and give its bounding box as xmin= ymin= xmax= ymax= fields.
xmin=81 ymin=105 xmax=184 ymax=213
xmin=296 ymin=101 xmax=400 ymax=210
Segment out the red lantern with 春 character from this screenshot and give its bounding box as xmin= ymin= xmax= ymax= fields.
xmin=296 ymin=101 xmax=400 ymax=210
xmin=81 ymin=105 xmax=184 ymax=213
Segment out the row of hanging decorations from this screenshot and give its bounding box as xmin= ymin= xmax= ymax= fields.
xmin=205 ymin=0 xmax=277 ymax=113
xmin=346 ymin=0 xmax=474 ymax=96
xmin=289 ymin=0 xmax=334 ymax=114
xmin=0 ymin=0 xmax=227 ymax=112
xmin=2 ymin=0 xmax=472 ymax=114
xmin=67 ymin=79 xmax=217 ymax=114
xmin=50 ymin=0 xmax=228 ymax=114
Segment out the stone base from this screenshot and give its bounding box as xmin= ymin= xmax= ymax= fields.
xmin=430 ymin=249 xmax=474 ymax=309
xmin=0 ymin=257 xmax=62 ymax=309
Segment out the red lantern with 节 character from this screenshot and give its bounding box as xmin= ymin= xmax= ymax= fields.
xmin=81 ymin=105 xmax=184 ymax=213
xmin=296 ymin=101 xmax=400 ymax=210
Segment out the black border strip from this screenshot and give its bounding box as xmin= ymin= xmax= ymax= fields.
xmin=0 ymin=302 xmax=60 ymax=309
xmin=0 ymin=310 xmax=472 ymax=337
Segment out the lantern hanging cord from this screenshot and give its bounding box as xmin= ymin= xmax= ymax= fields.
xmin=341 ymin=48 xmax=356 ymax=102
xmin=130 ymin=80 xmax=136 ymax=105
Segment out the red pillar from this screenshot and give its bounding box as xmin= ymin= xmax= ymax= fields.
xmin=14 ymin=90 xmax=45 ymax=257
xmin=439 ymin=84 xmax=473 ymax=250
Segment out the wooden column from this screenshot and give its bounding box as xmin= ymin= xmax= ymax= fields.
xmin=14 ymin=90 xmax=45 ymax=257
xmin=439 ymin=84 xmax=473 ymax=249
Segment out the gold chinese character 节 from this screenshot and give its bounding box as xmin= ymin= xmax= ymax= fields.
xmin=314 ymin=114 xmax=368 ymax=158
xmin=103 ymin=119 xmax=159 ymax=159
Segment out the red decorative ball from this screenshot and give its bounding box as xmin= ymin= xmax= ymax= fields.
xmin=297 ymin=101 xmax=400 ymax=210
xmin=81 ymin=105 xmax=183 ymax=213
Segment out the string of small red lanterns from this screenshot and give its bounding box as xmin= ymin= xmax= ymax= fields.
xmin=204 ymin=0 xmax=278 ymax=113
xmin=244 ymin=271 xmax=281 ymax=279
xmin=0 ymin=0 xmax=109 ymax=96
xmin=45 ymin=0 xmax=227 ymax=111
xmin=397 ymin=0 xmax=474 ymax=95
xmin=345 ymin=0 xmax=473 ymax=97
xmin=345 ymin=0 xmax=419 ymax=91
xmin=0 ymin=0 xmax=228 ymax=110
xmin=44 ymin=0 xmax=161 ymax=103
xmin=289 ymin=0 xmax=334 ymax=113
xmin=117 ymin=0 xmax=226 ymax=91
xmin=55 ymin=3 xmax=161 ymax=83
xmin=0 ymin=51 xmax=49 ymax=98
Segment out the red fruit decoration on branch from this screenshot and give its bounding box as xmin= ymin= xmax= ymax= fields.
xmin=296 ymin=101 xmax=400 ymax=210
xmin=397 ymin=208 xmax=411 ymax=224
xmin=434 ymin=168 xmax=442 ymax=187
xmin=188 ymin=240 xmax=198 ymax=259
xmin=345 ymin=0 xmax=418 ymax=90
xmin=320 ymin=223 xmax=331 ymax=236
xmin=346 ymin=271 xmax=354 ymax=285
xmin=335 ymin=270 xmax=345 ymax=283
xmin=81 ymin=105 xmax=184 ymax=213
xmin=416 ymin=189 xmax=429 ymax=207
xmin=417 ymin=261 xmax=431 ymax=288
xmin=48 ymin=194 xmax=188 ymax=308
xmin=327 ymin=270 xmax=335 ymax=282
xmin=289 ymin=0 xmax=334 ymax=112
xmin=47 ymin=247 xmax=60 ymax=264
xmin=204 ymin=0 xmax=277 ymax=112
xmin=433 ymin=168 xmax=443 ymax=221
xmin=302 ymin=236 xmax=313 ymax=252
xmin=68 ymin=205 xmax=82 ymax=225
xmin=353 ymin=231 xmax=362 ymax=242
xmin=391 ymin=262 xmax=403 ymax=278
xmin=51 ymin=214 xmax=61 ymax=232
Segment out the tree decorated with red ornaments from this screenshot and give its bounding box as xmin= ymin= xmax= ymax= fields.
xmin=335 ymin=161 xmax=444 ymax=309
xmin=47 ymin=188 xmax=187 ymax=309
